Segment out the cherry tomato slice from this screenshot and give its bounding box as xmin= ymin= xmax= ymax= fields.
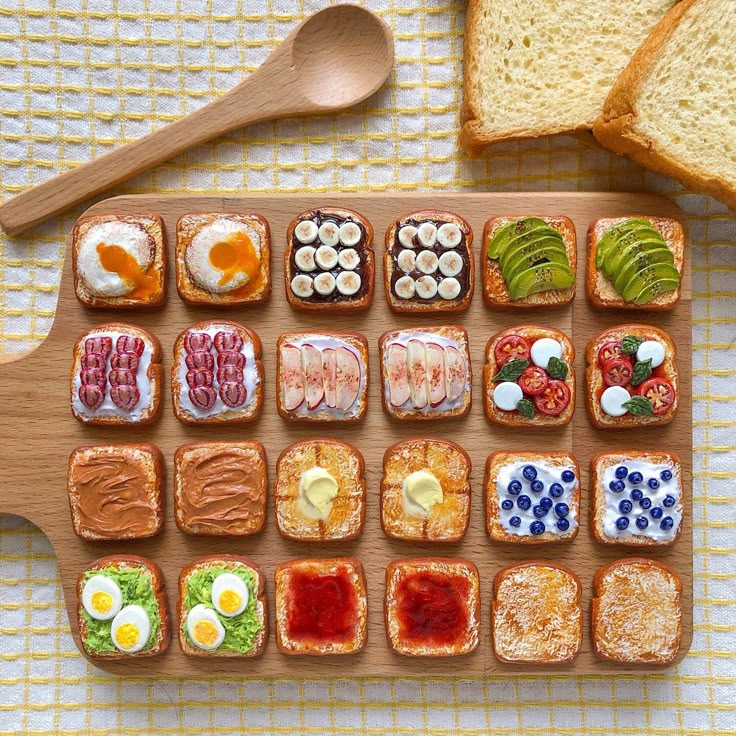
xmin=494 ymin=334 xmax=530 ymax=366
xmin=533 ymin=379 xmax=571 ymax=416
xmin=602 ymin=358 xmax=634 ymax=387
xmin=597 ymin=340 xmax=627 ymax=367
xmin=638 ymin=378 xmax=676 ymax=415
xmin=518 ymin=366 xmax=549 ymax=396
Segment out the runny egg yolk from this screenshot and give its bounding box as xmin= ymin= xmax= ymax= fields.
xmin=208 ymin=232 xmax=260 ymax=288
xmin=115 ymin=622 xmax=140 ymax=649
xmin=96 ymin=242 xmax=157 ymax=299
xmin=91 ymin=590 xmax=113 ymax=614
xmin=193 ymin=620 xmax=220 ymax=647
xmin=217 ymin=589 xmax=242 ymax=616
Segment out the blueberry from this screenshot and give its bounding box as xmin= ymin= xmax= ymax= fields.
xmin=648 ymin=478 xmax=660 ymax=490
xmin=509 ymin=516 xmax=521 ymax=528
xmin=540 ymin=497 xmax=553 ymax=511
xmin=609 ymin=480 xmax=626 ymax=493
xmin=501 ymin=499 xmax=514 ymax=511
xmin=663 ymin=494 xmax=676 ymax=508
xmin=555 ymin=502 xmax=569 ymax=518
xmin=635 ymin=516 xmax=649 ymax=530
xmin=533 ymin=504 xmax=548 ymax=518
xmin=650 ymin=506 xmax=664 ymax=520
xmin=629 ymin=472 xmax=643 ymax=485
xmin=529 ymin=520 xmax=546 ymax=535
xmin=660 ymin=516 xmax=674 ymax=531
xmin=507 ymin=480 xmax=522 ymax=496
xmin=631 ymin=489 xmax=644 ymax=502
xmin=619 ymin=499 xmax=633 ymax=514
xmin=639 ymin=497 xmax=652 ymax=510
xmin=531 ymin=479 xmax=545 ymax=493
xmin=549 ymin=483 xmax=564 ymax=498
xmin=660 ymin=469 xmax=673 ymax=482
xmin=561 ymin=470 xmax=576 ymax=483
xmin=615 ymin=466 xmax=628 ymax=479
xmin=517 ymin=495 xmax=531 ymax=511
xmin=522 ymin=465 xmax=538 ymax=481
xmin=557 ymin=518 xmax=570 ymax=531
xmin=615 ymin=516 xmax=630 ymax=530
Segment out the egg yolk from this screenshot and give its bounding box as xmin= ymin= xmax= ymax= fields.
xmin=96 ymin=242 xmax=157 ymax=299
xmin=193 ymin=620 xmax=220 ymax=647
xmin=115 ymin=622 xmax=140 ymax=649
xmin=91 ymin=590 xmax=113 ymax=614
xmin=208 ymin=232 xmax=260 ymax=288
xmin=217 ymin=589 xmax=242 ymax=615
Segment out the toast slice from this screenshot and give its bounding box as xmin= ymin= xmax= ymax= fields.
xmin=594 ymin=0 xmax=736 ymax=212
xmin=491 ymin=561 xmax=582 ymax=664
xmin=68 ymin=443 xmax=164 ymax=541
xmin=177 ymin=555 xmax=267 ymax=657
xmin=591 ymin=557 xmax=682 ymax=664
xmin=461 ymin=0 xmax=678 ymax=154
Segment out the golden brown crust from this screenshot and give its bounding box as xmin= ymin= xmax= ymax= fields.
xmin=585 ymin=324 xmax=678 ymax=429
xmin=483 ymin=325 xmax=576 ymax=427
xmin=381 ymin=437 xmax=471 ymax=543
xmin=384 ymin=557 xmax=480 ymax=657
xmin=485 ymin=451 xmax=580 ymax=543
xmin=77 ymin=555 xmax=170 ymax=659
xmin=72 ymin=214 xmax=167 ymax=309
xmin=274 ymin=438 xmax=366 ymax=542
xmin=383 ymin=210 xmax=474 ymax=313
xmin=177 ymin=555 xmax=268 ymax=658
xmin=175 ymin=212 xmax=271 ymax=306
xmin=285 ymin=207 xmax=374 ymax=312
xmin=491 ymin=561 xmax=582 ymax=664
xmin=591 ymin=557 xmax=682 ymax=664
xmin=170 ymin=320 xmax=263 ymax=425
xmin=67 ymin=443 xmax=164 ymax=541
xmin=586 ymin=216 xmax=684 ymax=311
xmin=274 ymin=557 xmax=368 ymax=655
xmin=481 ymin=216 xmax=577 ymax=308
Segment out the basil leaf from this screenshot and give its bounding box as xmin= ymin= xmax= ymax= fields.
xmin=621 ymin=335 xmax=644 ymax=354
xmin=630 ymin=358 xmax=653 ymax=387
xmin=546 ymin=356 xmax=568 ymax=381
xmin=492 ymin=358 xmax=529 ymax=382
xmin=622 ymin=396 xmax=654 ymax=416
xmin=516 ymin=399 xmax=535 ymax=418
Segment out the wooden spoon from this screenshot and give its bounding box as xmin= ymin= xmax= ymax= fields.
xmin=0 ymin=4 xmax=394 ymax=236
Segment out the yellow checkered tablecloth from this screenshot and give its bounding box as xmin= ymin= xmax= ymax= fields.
xmin=0 ymin=1 xmax=734 ymax=733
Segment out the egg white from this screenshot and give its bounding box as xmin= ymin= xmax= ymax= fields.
xmin=185 ymin=604 xmax=226 ymax=650
xmin=211 ymin=572 xmax=249 ymax=617
xmin=81 ymin=575 xmax=123 ymax=621
xmin=110 ymin=604 xmax=151 ymax=653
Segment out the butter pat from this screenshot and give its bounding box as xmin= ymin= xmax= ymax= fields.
xmin=299 ymin=466 xmax=338 ymax=520
xmin=402 ymin=470 xmax=443 ymax=517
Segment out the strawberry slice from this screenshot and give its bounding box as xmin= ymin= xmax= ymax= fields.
xmin=219 ymin=381 xmax=247 ymax=408
xmin=116 ymin=335 xmax=144 ymax=356
xmin=110 ymin=384 xmax=140 ymax=411
xmin=84 ymin=336 xmax=112 ymax=356
xmin=302 ymin=344 xmax=324 ymax=410
xmin=184 ymin=332 xmax=212 ymax=354
xmin=281 ymin=344 xmax=305 ymax=411
xmin=214 ymin=331 xmax=243 ymax=353
xmin=386 ymin=343 xmax=410 ymax=407
xmin=78 ymin=384 xmax=104 ymax=410
xmin=189 ymin=386 xmax=217 ymax=411
xmin=335 ymin=346 xmax=361 ymax=411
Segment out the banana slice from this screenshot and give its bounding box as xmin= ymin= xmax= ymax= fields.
xmin=436 ymin=222 xmax=462 ymax=249
xmin=295 ymin=220 xmax=318 ymax=245
xmin=339 ymin=222 xmax=362 ymax=247
xmin=294 ymin=246 xmax=317 ymax=272
xmin=315 ymin=245 xmax=338 ymax=270
xmin=397 ymin=249 xmax=416 ymax=272
xmin=394 ymin=275 xmax=416 ymax=299
xmin=313 ymin=272 xmax=336 ymax=296
xmin=337 ymin=248 xmax=360 ymax=270
xmin=336 ymin=271 xmax=361 ymax=296
xmin=415 ymin=275 xmax=438 ymax=299
xmin=417 ymin=222 xmax=437 ymax=248
xmin=398 ymin=225 xmax=418 ymax=249
xmin=437 ymin=277 xmax=461 ymax=300
xmin=416 ymin=250 xmax=439 ymax=274
xmin=317 ymin=221 xmax=340 ymax=247
xmin=438 ymin=250 xmax=463 ymax=277
xmin=290 ymin=274 xmax=314 ymax=298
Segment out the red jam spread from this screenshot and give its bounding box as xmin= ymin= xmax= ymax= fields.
xmin=286 ymin=567 xmax=357 ymax=643
xmin=395 ymin=570 xmax=470 ymax=646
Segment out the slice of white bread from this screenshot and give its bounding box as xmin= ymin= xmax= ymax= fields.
xmin=594 ymin=0 xmax=736 ymax=210
xmin=461 ymin=0 xmax=678 ymax=153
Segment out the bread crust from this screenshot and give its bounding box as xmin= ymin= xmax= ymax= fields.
xmin=72 ymin=214 xmax=167 ymax=309
xmin=381 ymin=437 xmax=471 ymax=543
xmin=586 ymin=216 xmax=684 ymax=310
xmin=585 ymin=324 xmax=678 ymax=429
xmin=274 ymin=557 xmax=367 ymax=655
xmin=383 ymin=209 xmax=474 ymax=313
xmin=485 ymin=451 xmax=580 ymax=543
xmin=171 ymin=320 xmax=263 ymax=425
xmin=175 ymin=212 xmax=271 ymax=306
xmin=591 ymin=557 xmax=682 ymax=664
xmin=70 ymin=322 xmax=162 ymax=426
xmin=274 ymin=438 xmax=366 ymax=542
xmin=77 ymin=554 xmax=170 ymax=659
xmin=285 ymin=207 xmax=374 ymax=312
xmin=384 ymin=557 xmax=480 ymax=657
xmin=491 ymin=561 xmax=582 ymax=664
xmin=483 ymin=325 xmax=576 ymax=427
xmin=177 ymin=554 xmax=267 ymax=658
xmin=481 ymin=216 xmax=577 ymax=308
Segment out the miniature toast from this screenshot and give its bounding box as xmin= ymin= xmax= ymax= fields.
xmin=274 ymin=439 xmax=365 ymax=542
xmin=77 ymin=555 xmax=169 ymax=659
xmin=591 ymin=557 xmax=682 ymax=664
xmin=276 ymin=331 xmax=369 ymax=422
xmin=174 ymin=441 xmax=267 ymax=536
xmin=286 ymin=207 xmax=374 ymax=311
xmin=384 ymin=558 xmax=480 ymax=657
xmin=379 ymin=325 xmax=472 ymax=420
xmin=178 ymin=555 xmax=267 ymax=657
xmin=171 ymin=320 xmax=263 ymax=425
xmin=176 ymin=212 xmax=271 ymax=306
xmin=67 ymin=444 xmax=164 ymax=541
xmin=384 ymin=210 xmax=474 ymax=312
xmin=483 ymin=325 xmax=575 ymax=427
xmin=70 ymin=323 xmax=162 ymax=426
xmin=587 ymin=216 xmax=684 ymax=310
xmin=274 ymin=557 xmax=367 ymax=655
xmin=72 ymin=214 xmax=166 ymax=309
xmin=381 ymin=437 xmax=471 ymax=542
xmin=485 ymin=451 xmax=580 ymax=543
xmin=585 ymin=324 xmax=678 ymax=429
xmin=491 ymin=561 xmax=582 ymax=664
xmin=482 ymin=215 xmax=576 ymax=307
xmin=591 ymin=450 xmax=683 ymax=546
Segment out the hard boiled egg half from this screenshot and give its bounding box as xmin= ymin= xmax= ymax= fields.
xmin=81 ymin=575 xmax=123 ymax=621
xmin=186 ymin=604 xmax=225 ymax=650
xmin=110 ymin=604 xmax=151 ymax=653
xmin=211 ymin=572 xmax=249 ymax=617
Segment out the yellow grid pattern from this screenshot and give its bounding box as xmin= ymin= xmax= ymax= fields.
xmin=0 ymin=1 xmax=734 ymax=733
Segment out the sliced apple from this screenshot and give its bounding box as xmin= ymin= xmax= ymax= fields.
xmin=444 ymin=345 xmax=466 ymax=402
xmin=281 ymin=344 xmax=305 ymax=411
xmin=426 ymin=342 xmax=447 ymax=407
xmin=322 ymin=347 xmax=337 ymax=408
xmin=407 ymin=339 xmax=429 ymax=409
xmin=335 ymin=346 xmax=361 ymax=411
xmin=386 ymin=343 xmax=410 ymax=407
xmin=301 ymin=343 xmax=324 ymax=410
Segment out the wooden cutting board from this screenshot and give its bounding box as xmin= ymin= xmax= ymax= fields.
xmin=0 ymin=192 xmax=692 ymax=675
